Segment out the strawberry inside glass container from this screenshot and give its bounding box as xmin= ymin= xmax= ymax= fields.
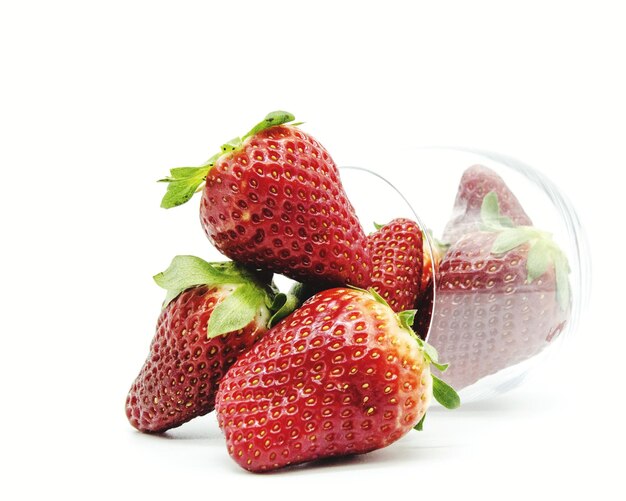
xmin=340 ymin=149 xmax=589 ymax=402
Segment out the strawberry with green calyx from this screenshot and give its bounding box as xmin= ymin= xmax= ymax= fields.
xmin=215 ymin=287 xmax=459 ymax=473
xmin=159 ymin=111 xmax=372 ymax=288
xmin=367 ymin=218 xmax=423 ymax=312
xmin=126 ymin=256 xmax=296 ymax=434
xmin=428 ymin=192 xmax=570 ymax=389
xmin=442 ymin=164 xmax=532 ymax=245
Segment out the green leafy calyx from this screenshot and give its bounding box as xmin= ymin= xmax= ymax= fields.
xmin=432 ymin=375 xmax=461 ymax=409
xmin=154 ymin=255 xmax=297 ymax=338
xmin=153 ymin=255 xmax=246 ymax=306
xmin=206 ymin=284 xmax=265 ymax=338
xmin=397 ymin=309 xmax=417 ymax=331
xmin=412 ymin=333 xmax=449 ymax=373
xmin=481 ymin=192 xmax=571 ymax=311
xmin=158 ymin=165 xmax=211 ymax=209
xmin=267 ymin=292 xmax=300 ymax=328
xmin=243 ymin=111 xmax=295 ymax=140
xmin=159 ymin=111 xmax=296 ymax=208
xmin=480 ymin=191 xmax=515 ymax=231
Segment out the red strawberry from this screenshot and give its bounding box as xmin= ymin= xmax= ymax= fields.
xmin=288 ymin=218 xmax=425 ymax=313
xmin=126 ymin=256 xmax=295 ymax=433
xmin=159 ymin=111 xmax=371 ymax=288
xmin=367 ymin=218 xmax=424 ymax=312
xmin=215 ymin=287 xmax=459 ymax=472
xmin=428 ymin=192 xmax=570 ymax=389
xmin=442 ymin=165 xmax=532 ymax=245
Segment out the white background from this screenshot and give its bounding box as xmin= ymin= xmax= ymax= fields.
xmin=1 ymin=1 xmax=624 ymax=499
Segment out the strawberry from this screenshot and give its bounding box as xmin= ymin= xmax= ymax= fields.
xmin=159 ymin=111 xmax=371 ymax=288
xmin=287 ymin=218 xmax=425 ymax=313
xmin=367 ymin=218 xmax=423 ymax=312
xmin=215 ymin=287 xmax=459 ymax=472
xmin=442 ymin=164 xmax=532 ymax=245
xmin=428 ymin=192 xmax=570 ymax=389
xmin=126 ymin=256 xmax=295 ymax=433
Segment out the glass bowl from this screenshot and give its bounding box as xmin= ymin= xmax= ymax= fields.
xmin=340 ymin=147 xmax=590 ymax=402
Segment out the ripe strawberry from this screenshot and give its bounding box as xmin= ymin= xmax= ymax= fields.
xmin=442 ymin=164 xmax=532 ymax=245
xmin=159 ymin=111 xmax=371 ymax=288
xmin=367 ymin=218 xmax=423 ymax=312
xmin=215 ymin=287 xmax=459 ymax=472
xmin=428 ymin=192 xmax=570 ymax=389
xmin=126 ymin=256 xmax=295 ymax=433
xmin=288 ymin=218 xmax=425 ymax=313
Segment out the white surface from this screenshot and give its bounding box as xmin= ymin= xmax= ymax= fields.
xmin=1 ymin=1 xmax=624 ymax=499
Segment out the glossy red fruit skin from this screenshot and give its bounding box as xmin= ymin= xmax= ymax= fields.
xmin=199 ymin=125 xmax=371 ymax=287
xmin=367 ymin=218 xmax=423 ymax=312
xmin=442 ymin=165 xmax=533 ymax=245
xmin=126 ymin=285 xmax=268 ymax=433
xmin=428 ymin=232 xmax=568 ymax=389
xmin=215 ymin=288 xmax=431 ymax=473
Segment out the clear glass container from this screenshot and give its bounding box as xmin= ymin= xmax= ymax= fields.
xmin=340 ymin=147 xmax=590 ymax=401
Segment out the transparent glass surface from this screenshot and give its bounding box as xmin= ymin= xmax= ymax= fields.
xmin=340 ymin=147 xmax=590 ymax=401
